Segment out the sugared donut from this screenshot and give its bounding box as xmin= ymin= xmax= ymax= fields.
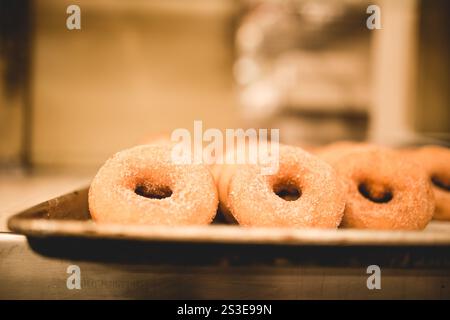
xmin=315 ymin=141 xmax=380 ymax=164
xmin=89 ymin=145 xmax=218 ymax=225
xmin=225 ymin=145 xmax=346 ymax=228
xmin=215 ymin=161 xmax=245 ymax=223
xmin=412 ymin=145 xmax=450 ymax=220
xmin=214 ymin=140 xmax=281 ymax=223
xmin=212 ymin=145 xmax=253 ymax=223
xmin=213 ymin=139 xmax=272 ymax=223
xmin=333 ymin=149 xmax=434 ymax=230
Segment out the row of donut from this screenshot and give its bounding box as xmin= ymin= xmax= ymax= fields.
xmin=88 ymin=140 xmax=449 ymax=230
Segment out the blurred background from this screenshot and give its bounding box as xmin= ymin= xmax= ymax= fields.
xmin=0 ymin=0 xmax=449 ymax=228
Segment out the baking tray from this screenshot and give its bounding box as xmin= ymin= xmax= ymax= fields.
xmin=5 ymin=188 xmax=450 ymax=299
xmin=7 ymin=187 xmax=450 ymax=269
xmin=8 ymin=187 xmax=450 ymax=246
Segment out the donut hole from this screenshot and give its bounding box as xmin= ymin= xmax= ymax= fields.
xmin=431 ymin=175 xmax=450 ymax=192
xmin=135 ymin=184 xmax=172 ymax=200
xmin=273 ymin=182 xmax=301 ymax=201
xmin=358 ymin=182 xmax=393 ymax=203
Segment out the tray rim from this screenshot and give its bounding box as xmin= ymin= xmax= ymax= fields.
xmin=7 ymin=188 xmax=450 ymax=247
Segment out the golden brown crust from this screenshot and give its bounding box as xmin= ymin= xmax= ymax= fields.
xmin=315 ymin=141 xmax=380 ymax=165
xmin=88 ymin=145 xmax=218 ymax=226
xmin=333 ymin=149 xmax=434 ymax=230
xmin=226 ymin=145 xmax=346 ymax=228
xmin=214 ymin=149 xmax=248 ymax=223
xmin=411 ymin=145 xmax=450 ymax=220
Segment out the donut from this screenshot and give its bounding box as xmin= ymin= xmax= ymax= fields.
xmin=141 ymin=132 xmax=221 ymax=183
xmin=332 ymin=149 xmax=434 ymax=230
xmin=214 ymin=139 xmax=285 ymax=223
xmin=89 ymin=145 xmax=218 ymax=225
xmin=213 ymin=137 xmax=275 ymax=223
xmin=225 ymin=145 xmax=346 ymax=228
xmin=213 ymin=141 xmax=259 ymax=223
xmin=411 ymin=145 xmax=450 ymax=220
xmin=315 ymin=141 xmax=380 ymax=164
xmin=215 ymin=162 xmax=244 ymax=223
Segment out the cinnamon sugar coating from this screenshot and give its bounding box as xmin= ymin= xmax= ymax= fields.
xmin=411 ymin=145 xmax=450 ymax=220
xmin=226 ymin=145 xmax=346 ymax=228
xmin=333 ymin=149 xmax=434 ymax=230
xmin=89 ymin=145 xmax=218 ymax=225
